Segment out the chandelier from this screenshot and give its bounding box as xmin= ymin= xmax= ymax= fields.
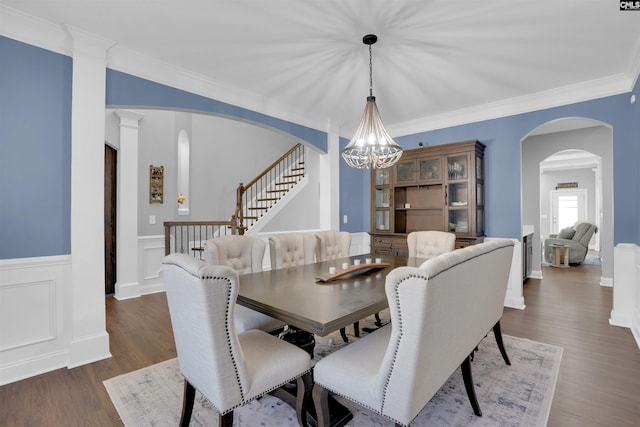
xmin=342 ymin=34 xmax=403 ymax=169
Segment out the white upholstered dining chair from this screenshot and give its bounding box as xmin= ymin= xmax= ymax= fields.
xmin=162 ymin=253 xmax=312 ymax=427
xmin=203 ymin=235 xmax=285 ymax=334
xmin=314 ymin=230 xmax=360 ymax=342
xmin=406 ymin=230 xmax=456 ymax=258
xmin=314 ymin=230 xmax=351 ymax=262
xmin=313 ymin=240 xmax=515 ymax=427
xmin=268 ymin=232 xmax=316 ymax=269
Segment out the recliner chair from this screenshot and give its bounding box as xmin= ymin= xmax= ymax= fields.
xmin=544 ymin=221 xmax=598 ymax=265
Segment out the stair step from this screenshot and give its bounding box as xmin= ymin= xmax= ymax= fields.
xmin=244 ymin=216 xmax=258 ymax=220
xmin=267 ymin=189 xmax=288 ymax=193
xmin=257 ymin=197 xmax=280 ymax=202
xmin=283 ymin=173 xmax=304 ymax=178
xmin=275 ymin=181 xmax=297 ymax=186
xmin=292 ymin=167 xmax=305 ymax=171
xmin=248 ymin=206 xmax=269 ymax=210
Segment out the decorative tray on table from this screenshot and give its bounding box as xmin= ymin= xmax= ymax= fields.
xmin=315 ymin=262 xmax=390 ymax=283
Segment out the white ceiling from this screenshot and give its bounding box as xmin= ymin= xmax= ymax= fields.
xmin=3 ymin=1 xmax=640 ymax=136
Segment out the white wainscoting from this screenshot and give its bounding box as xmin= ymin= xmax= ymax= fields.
xmin=611 ymin=243 xmax=640 ymax=349
xmin=116 ymin=235 xmax=166 ymax=300
xmin=0 ymin=256 xmax=71 ymax=386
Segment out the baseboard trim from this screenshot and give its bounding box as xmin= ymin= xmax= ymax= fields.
xmin=68 ymin=331 xmax=111 ymax=369
xmin=115 ymin=281 xmax=141 ymax=300
xmin=0 ymin=349 xmax=68 ymax=386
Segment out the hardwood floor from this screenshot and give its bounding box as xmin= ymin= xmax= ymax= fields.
xmin=1 ymin=263 xmax=639 ymax=426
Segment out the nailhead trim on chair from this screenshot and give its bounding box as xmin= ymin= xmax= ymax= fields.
xmin=425 ymin=242 xmax=513 ymax=280
xmin=199 ymin=270 xmax=312 ymax=416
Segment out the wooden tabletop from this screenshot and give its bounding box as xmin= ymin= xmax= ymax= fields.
xmin=237 ymin=254 xmax=425 ymax=336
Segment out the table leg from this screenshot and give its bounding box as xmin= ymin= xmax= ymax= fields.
xmin=276 ymin=329 xmax=353 ymax=427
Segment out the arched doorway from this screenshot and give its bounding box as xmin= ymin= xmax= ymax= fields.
xmin=521 ymin=118 xmax=613 ymax=286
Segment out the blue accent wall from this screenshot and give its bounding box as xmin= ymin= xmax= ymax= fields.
xmin=391 ymin=91 xmax=639 ymax=243
xmin=0 ymin=36 xmax=72 ymax=259
xmin=105 ymin=69 xmax=328 ymax=152
xmin=2 ymin=32 xmax=639 ymax=259
xmin=339 ymin=136 xmax=370 ymax=233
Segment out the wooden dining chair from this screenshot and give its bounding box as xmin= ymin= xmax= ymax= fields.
xmin=203 ymin=235 xmax=285 ymax=334
xmin=314 ymin=230 xmax=359 ymax=342
xmin=162 ymin=253 xmax=312 ymax=427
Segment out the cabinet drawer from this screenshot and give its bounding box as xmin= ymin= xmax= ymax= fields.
xmin=373 ymin=237 xmax=394 ymax=246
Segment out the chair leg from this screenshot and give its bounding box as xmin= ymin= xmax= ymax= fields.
xmin=219 ymin=411 xmax=233 ymax=427
xmin=295 ymin=372 xmax=313 ymax=427
xmin=353 ymin=321 xmax=360 ymax=337
xmin=339 ymin=327 xmax=349 ymax=343
xmin=374 ymin=312 xmax=383 ymax=327
xmin=180 ymin=379 xmax=196 ymax=427
xmin=312 ymin=384 xmax=331 ymax=427
xmin=461 ymin=355 xmax=482 ymax=416
xmin=493 ymin=320 xmax=511 ymax=365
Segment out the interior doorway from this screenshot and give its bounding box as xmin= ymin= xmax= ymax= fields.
xmin=550 ymin=189 xmax=587 ymax=235
xmin=104 ymin=144 xmax=117 ymax=295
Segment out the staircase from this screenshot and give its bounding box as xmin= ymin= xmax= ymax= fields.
xmin=164 ymin=143 xmax=305 ymax=257
xmin=234 ymin=143 xmax=306 ymax=234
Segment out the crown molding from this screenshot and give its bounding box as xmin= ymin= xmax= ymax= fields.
xmin=0 ymin=5 xmax=69 ymax=55
xmin=1 ymin=5 xmax=330 ymax=134
xmin=107 ymin=45 xmax=329 ymax=133
xmin=387 ymin=74 xmax=634 ymax=138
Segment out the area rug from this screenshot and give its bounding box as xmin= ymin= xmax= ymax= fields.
xmin=104 ymin=323 xmax=562 ymax=427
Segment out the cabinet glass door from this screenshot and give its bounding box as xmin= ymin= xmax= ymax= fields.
xmin=396 ymin=160 xmax=416 ymax=183
xmin=418 ymin=157 xmax=442 ymax=183
xmin=447 ymin=155 xmax=468 ymax=180
xmin=374 ymin=169 xmax=391 ymax=231
xmin=448 ymin=209 xmax=469 ymax=234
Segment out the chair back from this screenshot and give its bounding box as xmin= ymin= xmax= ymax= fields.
xmin=572 ymin=221 xmax=598 ymax=247
xmin=375 ymin=239 xmax=514 ymax=422
xmin=315 ymin=230 xmax=351 ymax=261
xmin=203 ymin=235 xmax=265 ymax=274
xmin=162 ymin=253 xmax=249 ymax=414
xmin=407 ymin=230 xmax=456 ymax=258
xmin=268 ymin=233 xmax=316 ymax=269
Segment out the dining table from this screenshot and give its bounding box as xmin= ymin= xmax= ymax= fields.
xmin=236 ymin=253 xmax=426 ymax=427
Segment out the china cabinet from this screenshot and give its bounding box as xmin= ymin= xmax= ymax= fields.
xmin=370 ymin=140 xmax=485 ymax=255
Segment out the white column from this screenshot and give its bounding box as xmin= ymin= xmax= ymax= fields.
xmin=319 ymin=125 xmax=340 ymax=230
xmin=66 ymin=26 xmax=113 ymax=367
xmin=115 ymin=110 xmax=144 ymax=300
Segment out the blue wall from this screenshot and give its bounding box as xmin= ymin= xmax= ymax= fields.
xmin=2 ymin=33 xmax=639 ymax=259
xmin=105 ymin=70 xmax=328 ymax=152
xmin=0 ymin=36 xmax=72 ymax=259
xmin=391 ymin=91 xmax=640 ymax=243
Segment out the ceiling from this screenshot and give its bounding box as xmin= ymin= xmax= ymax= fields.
xmin=3 ymin=1 xmax=640 ymax=136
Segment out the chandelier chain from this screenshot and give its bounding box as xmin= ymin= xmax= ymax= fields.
xmin=369 ymin=43 xmax=373 ymax=97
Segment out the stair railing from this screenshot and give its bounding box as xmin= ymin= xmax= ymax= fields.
xmin=164 ymin=219 xmax=238 ymax=257
xmin=235 ymin=143 xmax=305 ymax=233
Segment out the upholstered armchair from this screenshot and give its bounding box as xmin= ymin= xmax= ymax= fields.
xmin=407 ymin=230 xmax=456 ymax=258
xmin=162 ymin=253 xmax=312 ymax=427
xmin=268 ymin=233 xmax=316 ymax=269
xmin=203 ymin=235 xmax=285 ymax=334
xmin=313 ymin=240 xmax=515 ymax=426
xmin=544 ymin=221 xmax=598 ymax=265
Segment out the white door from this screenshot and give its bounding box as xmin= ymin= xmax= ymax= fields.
xmin=550 ymin=189 xmax=587 ymax=235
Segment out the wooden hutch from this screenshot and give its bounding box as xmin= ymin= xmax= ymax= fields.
xmin=370 ymin=139 xmax=485 ymax=255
